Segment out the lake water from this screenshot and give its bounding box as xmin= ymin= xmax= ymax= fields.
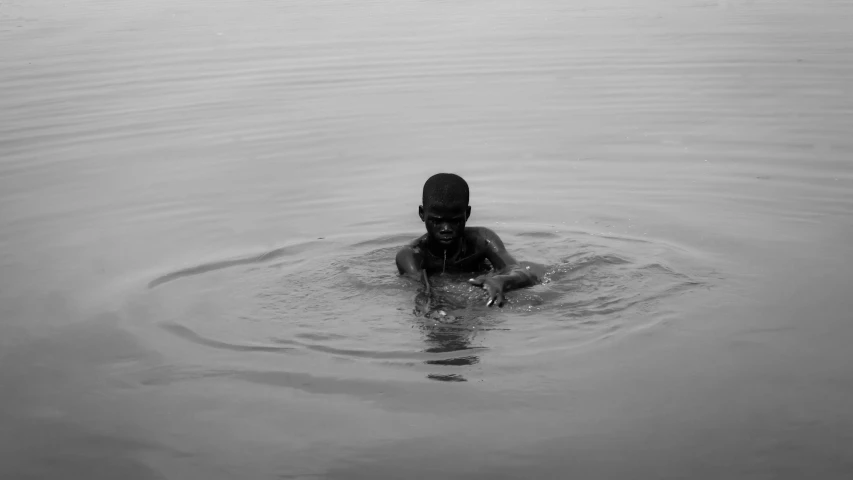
xmin=2 ymin=0 xmax=853 ymax=478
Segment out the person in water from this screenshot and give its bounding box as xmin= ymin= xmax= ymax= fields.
xmin=396 ymin=173 xmax=543 ymax=307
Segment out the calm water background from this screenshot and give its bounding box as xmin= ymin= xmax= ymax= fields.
xmin=2 ymin=0 xmax=853 ymax=478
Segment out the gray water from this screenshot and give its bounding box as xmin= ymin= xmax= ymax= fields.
xmin=2 ymin=0 xmax=853 ymax=478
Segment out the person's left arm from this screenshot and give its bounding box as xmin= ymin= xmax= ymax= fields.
xmin=468 ymin=228 xmax=544 ymax=307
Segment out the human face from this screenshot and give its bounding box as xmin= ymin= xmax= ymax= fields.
xmin=419 ymin=202 xmax=471 ymax=247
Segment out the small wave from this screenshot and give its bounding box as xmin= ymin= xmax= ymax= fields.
xmin=159 ymin=323 xmax=295 ymax=353
xmin=350 ymin=233 xmax=417 ymax=247
xmin=515 ymin=231 xmax=561 ymax=239
xmin=537 ymin=250 xmax=704 ymax=322
xmin=426 ymin=374 xmax=467 ymax=383
xmin=147 ymin=240 xmax=326 ymax=288
xmin=542 ymin=252 xmax=631 ymax=285
xmin=271 ymin=336 xmax=487 ymax=361
xmin=425 ymin=355 xmax=479 ymax=367
xmin=161 ymin=321 xmax=486 ymax=361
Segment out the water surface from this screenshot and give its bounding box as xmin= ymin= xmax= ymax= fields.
xmin=2 ymin=0 xmax=853 ymax=478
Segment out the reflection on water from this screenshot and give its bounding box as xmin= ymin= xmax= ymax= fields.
xmin=2 ymin=0 xmax=853 ymax=478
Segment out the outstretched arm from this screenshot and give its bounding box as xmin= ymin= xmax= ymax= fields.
xmin=468 ymin=228 xmax=544 ymax=307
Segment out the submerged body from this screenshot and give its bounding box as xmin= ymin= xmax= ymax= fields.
xmin=398 ymin=227 xmax=501 ymax=275
xmin=396 ymin=174 xmax=543 ymax=307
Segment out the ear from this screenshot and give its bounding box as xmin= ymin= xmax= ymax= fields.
xmin=465 ymin=206 xmax=471 ymax=220
xmin=418 ymin=205 xmax=425 ymax=222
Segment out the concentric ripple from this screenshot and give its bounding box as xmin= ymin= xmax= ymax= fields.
xmin=141 ymin=229 xmax=706 ymax=382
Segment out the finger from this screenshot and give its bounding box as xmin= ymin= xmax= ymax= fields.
xmin=495 ymin=291 xmax=505 ymax=308
xmin=486 ymin=289 xmax=498 ymax=306
xmin=468 ymin=276 xmax=485 ymax=287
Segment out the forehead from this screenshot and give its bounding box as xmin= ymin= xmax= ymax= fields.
xmin=423 ymin=202 xmax=467 ymax=216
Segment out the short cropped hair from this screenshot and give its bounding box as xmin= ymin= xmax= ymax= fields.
xmin=422 ymin=173 xmax=469 ymax=207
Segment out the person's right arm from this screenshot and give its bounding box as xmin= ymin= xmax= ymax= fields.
xmin=395 ymin=245 xmax=423 ymax=277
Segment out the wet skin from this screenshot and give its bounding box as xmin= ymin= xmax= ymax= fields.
xmin=396 ymin=201 xmax=543 ymax=307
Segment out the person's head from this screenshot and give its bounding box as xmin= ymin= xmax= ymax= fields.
xmin=419 ymin=173 xmax=471 ymax=247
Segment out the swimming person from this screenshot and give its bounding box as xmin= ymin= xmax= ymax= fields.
xmin=396 ymin=173 xmax=544 ymax=307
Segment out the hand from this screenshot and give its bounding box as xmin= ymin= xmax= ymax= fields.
xmin=468 ymin=275 xmax=506 ymax=307
xmin=413 ymin=291 xmax=431 ymax=317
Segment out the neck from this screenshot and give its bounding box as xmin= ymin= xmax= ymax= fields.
xmin=427 ymin=238 xmax=463 ymax=259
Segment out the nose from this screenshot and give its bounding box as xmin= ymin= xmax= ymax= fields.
xmin=439 ymin=222 xmax=453 ymax=233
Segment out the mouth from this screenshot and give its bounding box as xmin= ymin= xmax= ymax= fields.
xmin=436 ymin=235 xmax=455 ymax=244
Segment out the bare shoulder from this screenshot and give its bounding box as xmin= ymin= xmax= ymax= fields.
xmin=465 ymin=226 xmax=507 ymax=251
xmin=396 ymin=234 xmax=427 ymax=274
xmin=397 ymin=234 xmax=427 ymax=258
xmin=406 ymin=233 xmax=429 ymax=251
